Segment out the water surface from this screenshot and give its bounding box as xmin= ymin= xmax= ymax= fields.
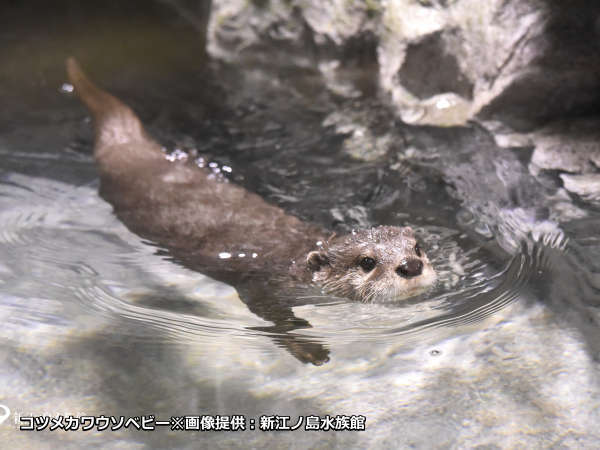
xmin=1 ymin=2 xmax=600 ymax=448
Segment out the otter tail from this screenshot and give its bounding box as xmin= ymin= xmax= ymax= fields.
xmin=66 ymin=57 xmax=148 ymax=150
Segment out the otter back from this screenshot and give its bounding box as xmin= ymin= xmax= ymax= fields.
xmin=67 ymin=58 xmax=326 ymax=280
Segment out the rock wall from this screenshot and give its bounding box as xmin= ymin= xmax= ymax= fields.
xmin=203 ymin=0 xmax=600 ymax=205
xmin=206 ymin=0 xmax=600 ymax=130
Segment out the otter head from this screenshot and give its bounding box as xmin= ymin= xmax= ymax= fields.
xmin=307 ymin=226 xmax=436 ymax=303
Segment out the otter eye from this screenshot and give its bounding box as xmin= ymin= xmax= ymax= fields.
xmin=359 ymin=257 xmax=376 ymax=272
xmin=415 ymin=243 xmax=422 ymax=257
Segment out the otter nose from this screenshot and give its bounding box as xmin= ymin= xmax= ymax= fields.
xmin=396 ymin=259 xmax=423 ymax=278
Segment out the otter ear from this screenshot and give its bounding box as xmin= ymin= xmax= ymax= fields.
xmin=307 ymin=251 xmax=329 ymax=271
xmin=401 ymin=227 xmax=414 ymax=237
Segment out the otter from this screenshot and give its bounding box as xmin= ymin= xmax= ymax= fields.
xmin=66 ymin=58 xmax=436 ymax=365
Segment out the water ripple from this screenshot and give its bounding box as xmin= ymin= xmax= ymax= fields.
xmin=0 ymin=172 xmax=572 ymax=355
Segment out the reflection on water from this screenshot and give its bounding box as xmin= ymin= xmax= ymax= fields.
xmin=2 ymin=1 xmax=600 ymax=448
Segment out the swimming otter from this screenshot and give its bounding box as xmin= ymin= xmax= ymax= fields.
xmin=66 ymin=58 xmax=436 ymax=365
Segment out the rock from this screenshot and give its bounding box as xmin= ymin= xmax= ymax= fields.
xmin=528 ymin=118 xmax=600 ymax=176
xmin=521 ymin=118 xmax=600 ymax=206
xmin=489 ymin=117 xmax=600 ymax=205
xmin=185 ymin=0 xmax=600 ymax=209
xmin=206 ymin=0 xmax=600 ymax=129
xmin=560 ymin=174 xmax=600 ymax=204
